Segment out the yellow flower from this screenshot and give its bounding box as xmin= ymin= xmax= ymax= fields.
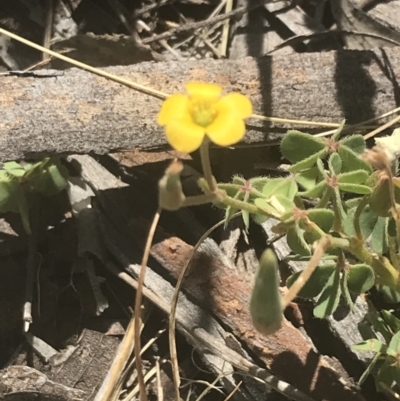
xmin=157 ymin=82 xmax=252 ymax=153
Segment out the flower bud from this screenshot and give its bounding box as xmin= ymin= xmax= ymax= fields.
xmin=158 ymin=160 xmax=185 ymax=211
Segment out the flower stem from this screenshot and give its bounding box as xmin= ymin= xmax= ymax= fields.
xmin=200 ymin=139 xmax=216 ymax=193
xmin=348 ymin=239 xmax=400 ymax=291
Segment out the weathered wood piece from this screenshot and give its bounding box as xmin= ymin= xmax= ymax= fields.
xmin=2 ymin=45 xmax=400 ymax=161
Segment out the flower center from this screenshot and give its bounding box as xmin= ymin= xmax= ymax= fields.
xmin=191 ymin=101 xmax=217 ymax=127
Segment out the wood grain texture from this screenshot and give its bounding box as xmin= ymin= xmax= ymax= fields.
xmin=1 ymin=45 xmax=400 ymax=162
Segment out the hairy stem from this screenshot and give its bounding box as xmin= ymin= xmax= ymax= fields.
xmin=200 ymin=139 xmax=216 ymax=192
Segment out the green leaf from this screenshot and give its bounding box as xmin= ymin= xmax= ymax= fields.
xmin=251 ymin=212 xmax=269 ymax=225
xmin=328 ymin=153 xmax=342 ymax=175
xmin=232 ymin=176 xmax=246 ymax=186
xmin=333 ymin=187 xmax=347 ymax=221
xmin=370 ymin=179 xmax=400 ymax=217
xmin=286 ymin=224 xmax=311 ymax=256
xmin=376 ymin=358 xmax=400 ymax=391
xmin=340 ymin=135 xmax=366 ymax=154
xmin=263 ymin=178 xmax=298 ymax=200
xmin=305 ymin=208 xmax=335 ymax=233
xmin=343 ymin=205 xmax=378 ymax=238
xmin=337 ymin=170 xmax=368 ymax=185
xmin=357 ymin=353 xmax=381 ymax=386
xmin=338 ymin=183 xmax=372 ymax=195
xmin=295 ymin=167 xmax=320 ymax=191
xmin=281 ymin=130 xmax=326 ymax=163
xmin=340 ymin=271 xmax=355 ymax=312
xmin=242 ymin=211 xmax=250 ymax=230
xmin=377 ymin=285 xmax=400 ymax=304
xmin=353 ymin=339 xmax=387 ymax=353
xmin=250 ymin=249 xmax=283 ymax=335
xmin=332 ymin=119 xmax=346 ymax=141
xmin=249 ymin=177 xmax=270 ymax=192
xmin=0 ymin=180 xmax=22 ymax=213
xmin=381 ymin=310 xmax=400 ymax=333
xmin=347 ymin=264 xmax=375 ymax=294
xmin=371 ymin=216 xmax=387 ymax=254
xmin=3 ymin=161 xmax=26 ymax=178
xmin=29 ymin=160 xmax=68 ymax=196
xmin=286 ymin=264 xmax=336 ymax=299
xmin=365 ymin=311 xmax=393 ymax=345
xmin=254 ymin=198 xmax=281 ymax=218
xmin=298 ymin=180 xmax=327 ymax=198
xmin=289 ymin=151 xmax=326 ymax=173
xmin=338 ymin=145 xmax=372 ymax=173
xmin=225 ymin=190 xmax=242 ymax=226
xmin=314 ymin=267 xmax=341 ymax=318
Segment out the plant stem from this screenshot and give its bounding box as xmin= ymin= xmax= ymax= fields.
xmin=219 ymin=191 xmax=263 ymax=215
xmin=282 ymin=236 xmax=331 ymax=309
xmin=200 ymin=139 xmax=216 ymax=192
xmin=316 ymin=187 xmax=332 ymax=209
xmin=134 ymin=208 xmax=161 ymax=401
xmin=348 ymin=239 xmax=400 ymax=291
xmin=182 ymin=193 xmax=217 ymax=206
xmin=23 ymin=197 xmax=39 ymax=332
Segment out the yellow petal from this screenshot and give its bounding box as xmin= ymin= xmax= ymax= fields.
xmin=216 ymin=93 xmax=253 ymax=119
xmin=165 ymin=119 xmax=205 ymax=153
xmin=185 ymin=82 xmax=222 ymax=102
xmin=158 ymin=94 xmax=190 ymax=126
xmin=206 ymin=114 xmax=246 ymax=147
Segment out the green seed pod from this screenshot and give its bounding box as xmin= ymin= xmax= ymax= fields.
xmin=250 ymin=249 xmax=283 ymax=335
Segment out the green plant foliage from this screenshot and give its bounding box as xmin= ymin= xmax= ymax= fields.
xmin=338 ymin=144 xmax=372 ymax=173
xmin=305 ymin=208 xmax=335 ymax=233
xmin=286 ymin=264 xmax=336 ymax=298
xmin=216 ymin=126 xmax=400 ymax=390
xmin=286 ymin=224 xmax=311 ymax=256
xmin=280 ymin=131 xmax=326 ymax=164
xmin=314 ymin=266 xmax=341 ymax=318
xmin=346 ymin=264 xmax=375 ymax=294
xmin=0 ymin=157 xmax=68 ymax=234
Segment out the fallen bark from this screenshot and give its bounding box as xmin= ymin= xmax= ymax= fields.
xmin=1 ymin=45 xmax=400 ymax=161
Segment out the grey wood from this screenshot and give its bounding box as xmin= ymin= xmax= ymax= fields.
xmin=2 ymin=45 xmax=400 ymax=161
